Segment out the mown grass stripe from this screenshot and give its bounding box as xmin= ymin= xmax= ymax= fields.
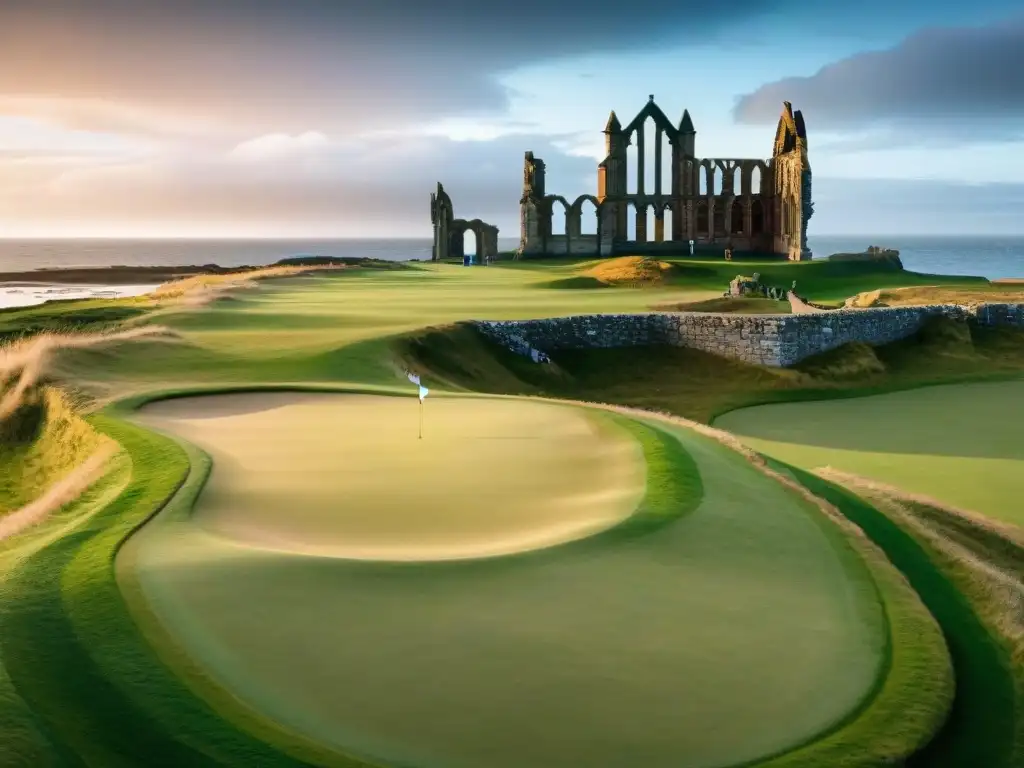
xmin=789 ymin=466 xmax=1015 ymax=768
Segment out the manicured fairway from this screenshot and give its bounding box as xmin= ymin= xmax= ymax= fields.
xmin=135 ymin=393 xmax=645 ymax=560
xmin=122 ymin=395 xmax=886 ymax=768
xmin=715 ymin=380 xmax=1024 ymax=524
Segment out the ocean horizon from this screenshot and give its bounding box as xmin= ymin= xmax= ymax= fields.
xmin=0 ymin=234 xmax=1021 ymax=280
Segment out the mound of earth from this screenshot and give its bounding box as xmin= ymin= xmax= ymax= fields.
xmin=0 ymin=386 xmax=116 ymax=537
xmin=827 ymin=248 xmax=904 ymax=270
xmin=580 ymin=256 xmax=675 ymax=287
xmin=794 ymin=342 xmax=887 ymax=380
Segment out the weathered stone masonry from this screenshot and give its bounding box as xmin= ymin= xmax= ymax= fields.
xmin=518 ymin=97 xmax=811 ymax=261
xmin=475 ymin=304 xmax=1024 ymax=368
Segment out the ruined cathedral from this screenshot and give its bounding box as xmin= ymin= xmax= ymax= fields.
xmin=518 ymin=98 xmax=813 ymax=260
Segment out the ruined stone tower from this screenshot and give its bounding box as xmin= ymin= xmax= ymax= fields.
xmin=518 ymin=152 xmax=548 ymax=254
xmin=771 ymin=102 xmax=813 ymax=260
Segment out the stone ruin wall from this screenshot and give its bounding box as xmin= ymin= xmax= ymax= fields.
xmin=475 ymin=304 xmax=1024 ymax=368
xmin=537 ymin=235 xmax=602 ymax=256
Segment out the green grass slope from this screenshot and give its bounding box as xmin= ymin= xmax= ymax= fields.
xmin=787 ymin=469 xmax=1015 ymax=768
xmin=540 ymin=255 xmax=987 ymax=304
xmin=715 ymin=379 xmax=1024 ymax=525
xmin=820 ymin=473 xmax=1024 ymax=765
xmin=400 ymin=317 xmax=1024 ymax=424
xmin=0 ymin=301 xmax=150 ymax=345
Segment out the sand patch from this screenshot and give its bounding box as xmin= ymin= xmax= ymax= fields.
xmin=135 ymin=393 xmax=645 ymax=560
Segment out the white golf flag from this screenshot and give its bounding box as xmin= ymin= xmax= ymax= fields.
xmin=418 ymin=385 xmax=429 ymax=402
xmin=407 ymin=372 xmax=421 ymax=385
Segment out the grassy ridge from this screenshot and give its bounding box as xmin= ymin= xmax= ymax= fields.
xmin=821 ymin=476 xmax=1024 ymax=764
xmin=593 ymin=412 xmax=704 ymax=536
xmin=539 ymin=255 xmax=987 ymax=303
xmin=0 ymin=301 xmax=150 ymax=345
xmin=401 ymin=317 xmax=1024 ymax=424
xmin=788 ymin=468 xmax=1015 ymax=768
xmin=0 ymin=388 xmax=114 ymax=515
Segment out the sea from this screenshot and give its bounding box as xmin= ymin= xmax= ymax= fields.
xmin=0 ymin=235 xmax=1021 ymax=308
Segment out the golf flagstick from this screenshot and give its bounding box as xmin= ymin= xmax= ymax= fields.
xmin=418 ymin=384 xmax=429 ymax=438
xmin=407 ymin=371 xmax=428 ymax=439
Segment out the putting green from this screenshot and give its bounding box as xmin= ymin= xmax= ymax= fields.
xmin=122 ymin=394 xmax=886 ymax=768
xmin=715 ymin=380 xmax=1024 ymax=525
xmin=134 ymin=393 xmax=645 ymax=561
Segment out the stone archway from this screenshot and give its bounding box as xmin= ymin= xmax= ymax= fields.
xmin=449 ymin=219 xmax=498 ymax=264
xmin=430 ymin=181 xmax=500 ymax=262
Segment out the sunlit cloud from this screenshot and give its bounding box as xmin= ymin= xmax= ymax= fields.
xmin=228 ymin=132 xmax=331 ymax=162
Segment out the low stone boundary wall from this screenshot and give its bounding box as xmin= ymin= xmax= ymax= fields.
xmin=475 ymin=303 xmax=1024 ymax=368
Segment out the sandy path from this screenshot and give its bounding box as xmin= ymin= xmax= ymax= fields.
xmin=135 ymin=393 xmax=645 ymax=561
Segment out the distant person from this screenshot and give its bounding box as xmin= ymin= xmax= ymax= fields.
xmin=724 ymin=248 xmax=732 ymax=261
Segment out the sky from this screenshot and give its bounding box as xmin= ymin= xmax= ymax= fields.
xmin=0 ymin=1 xmax=1022 ymax=238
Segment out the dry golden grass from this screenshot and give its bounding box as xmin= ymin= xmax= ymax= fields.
xmin=846 ymin=285 xmax=1024 ymax=308
xmin=150 ymin=264 xmax=337 ymax=306
xmin=0 ymin=327 xmax=175 ymax=423
xmin=581 ymin=256 xmax=675 ymax=287
xmin=0 ymin=385 xmax=119 ymax=534
xmin=0 ymin=439 xmax=119 ymax=541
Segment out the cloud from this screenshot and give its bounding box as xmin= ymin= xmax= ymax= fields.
xmin=228 ymin=132 xmax=331 ymax=162
xmin=0 ymin=132 xmax=597 ymax=236
xmin=0 ymin=0 xmax=792 ymax=138
xmin=733 ymin=16 xmax=1024 ymax=140
xmin=5 ymin=128 xmax=1022 ymax=237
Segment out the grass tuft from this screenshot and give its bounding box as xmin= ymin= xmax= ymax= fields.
xmin=0 ymin=387 xmax=113 ymax=516
xmin=794 ymin=343 xmax=887 ymax=380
